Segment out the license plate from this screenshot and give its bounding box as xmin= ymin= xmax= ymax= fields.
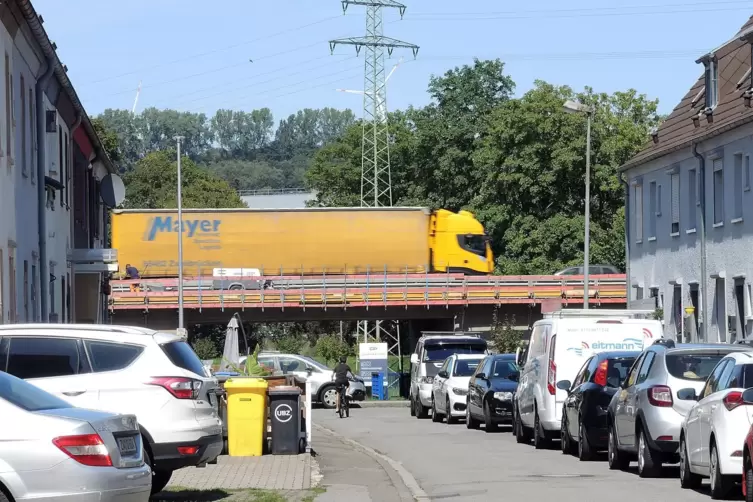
xmin=209 ymin=392 xmax=217 ymax=408
xmin=117 ymin=436 xmax=137 ymax=455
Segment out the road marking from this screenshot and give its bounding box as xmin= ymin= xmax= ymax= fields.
xmin=315 ymin=423 xmax=430 ymax=501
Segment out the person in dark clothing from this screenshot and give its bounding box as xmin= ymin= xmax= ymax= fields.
xmin=332 ymin=357 xmax=353 ymax=413
xmin=125 ymin=264 xmax=140 ymax=279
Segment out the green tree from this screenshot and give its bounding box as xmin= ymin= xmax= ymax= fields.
xmin=91 ymin=116 xmax=122 ymax=166
xmin=272 ymin=333 xmax=306 ymax=355
xmin=490 ymin=309 xmax=522 ymax=354
xmin=192 ymin=338 xmax=218 ymax=361
xmin=123 ymin=150 xmax=245 ymax=209
xmin=315 ymin=335 xmax=352 ymax=365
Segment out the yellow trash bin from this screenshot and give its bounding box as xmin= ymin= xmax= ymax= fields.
xmin=224 ymin=377 xmax=269 ymax=457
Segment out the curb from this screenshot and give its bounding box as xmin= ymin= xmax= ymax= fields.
xmin=355 ymin=400 xmax=410 ymax=408
xmin=314 ymin=423 xmax=429 ymax=502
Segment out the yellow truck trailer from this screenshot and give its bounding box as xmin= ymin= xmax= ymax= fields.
xmin=111 ymin=207 xmax=493 ymax=277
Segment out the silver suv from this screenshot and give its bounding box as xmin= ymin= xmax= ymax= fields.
xmin=607 ymin=340 xmax=752 ymax=477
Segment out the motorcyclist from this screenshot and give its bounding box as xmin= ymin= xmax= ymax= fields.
xmin=332 ymin=357 xmax=354 ymax=413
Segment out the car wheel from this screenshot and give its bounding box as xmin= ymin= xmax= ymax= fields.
xmin=466 ymin=401 xmax=480 ymax=430
xmin=533 ymin=408 xmax=549 ymax=449
xmin=578 ymin=420 xmax=593 ymax=461
xmin=710 ymin=442 xmax=734 ymax=500
xmin=416 ymin=396 xmax=429 ymax=419
xmin=515 ymin=406 xmax=530 ymax=444
xmin=446 ymin=397 xmax=457 ymax=425
xmin=608 ymin=423 xmax=630 ymax=471
xmin=637 ymin=427 xmax=661 ymax=478
xmin=560 ymin=414 xmax=573 ymax=455
xmin=0 ymin=492 xmax=8 ymax=502
xmin=320 ymin=385 xmax=338 ymax=409
xmin=679 ymin=435 xmax=702 ymax=489
xmin=484 ymin=400 xmax=498 ymax=433
xmin=744 ymin=456 xmax=753 ymax=502
xmin=431 ymin=397 xmax=442 ymax=423
xmin=145 ymin=448 xmax=173 ymax=495
xmin=410 ymin=394 xmax=416 ymax=417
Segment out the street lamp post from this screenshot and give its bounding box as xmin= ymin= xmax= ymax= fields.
xmin=174 ymin=136 xmax=185 ymax=332
xmin=563 ymin=100 xmax=594 ymax=310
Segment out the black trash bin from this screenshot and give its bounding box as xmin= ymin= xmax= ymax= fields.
xmin=268 ymin=386 xmax=302 ymax=455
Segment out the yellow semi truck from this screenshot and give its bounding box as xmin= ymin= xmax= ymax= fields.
xmin=111 ymin=207 xmax=493 ymax=278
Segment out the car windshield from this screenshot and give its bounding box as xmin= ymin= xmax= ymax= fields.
xmin=424 ymin=343 xmax=486 ymax=362
xmin=491 ymin=360 xmax=519 ymax=379
xmin=453 ymin=358 xmax=482 ymax=376
xmin=0 ymin=371 xmax=72 ymax=412
xmin=666 ymin=353 xmax=727 ymax=381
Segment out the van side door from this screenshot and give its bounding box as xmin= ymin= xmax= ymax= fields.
xmin=519 ymin=325 xmax=545 ymax=426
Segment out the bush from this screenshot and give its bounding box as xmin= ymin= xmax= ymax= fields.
xmin=273 ymin=334 xmax=305 ymax=354
xmin=192 ymin=337 xmax=218 ymax=360
xmin=490 ymin=308 xmax=522 ymax=354
xmin=315 ymin=335 xmax=351 ymax=365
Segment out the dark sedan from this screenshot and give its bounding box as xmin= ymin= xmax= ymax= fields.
xmin=557 ymin=350 xmax=638 ymax=461
xmin=466 ymin=354 xmax=519 ymax=432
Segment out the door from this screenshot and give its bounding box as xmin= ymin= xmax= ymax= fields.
xmin=697 ymin=359 xmax=734 ymax=468
xmin=433 ymin=358 xmax=451 ymax=412
xmin=567 ymin=357 xmax=594 ymax=439
xmin=615 ymin=353 xmax=645 ymax=446
xmin=469 ymin=357 xmax=491 ymax=418
xmin=519 ymin=324 xmax=546 ymax=426
xmin=624 ymin=351 xmax=655 ymax=448
xmin=3 ymin=336 xmax=94 ymax=408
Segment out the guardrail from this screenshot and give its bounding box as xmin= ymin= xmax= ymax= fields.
xmin=109 ymin=273 xmax=628 ymax=311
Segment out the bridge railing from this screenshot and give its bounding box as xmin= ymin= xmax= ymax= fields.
xmin=108 ymin=273 xmax=628 ymax=311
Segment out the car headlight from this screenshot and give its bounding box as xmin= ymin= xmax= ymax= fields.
xmin=420 ymin=376 xmax=433 ymax=384
xmin=493 ymin=392 xmax=514 ymax=401
xmin=452 ymin=387 xmax=468 ymax=396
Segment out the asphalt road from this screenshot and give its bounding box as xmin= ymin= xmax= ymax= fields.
xmin=314 ymin=407 xmax=739 ymax=502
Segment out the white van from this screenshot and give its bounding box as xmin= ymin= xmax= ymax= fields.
xmin=513 ymin=309 xmax=662 ymax=448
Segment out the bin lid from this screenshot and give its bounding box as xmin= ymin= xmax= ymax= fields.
xmin=224 ymin=377 xmax=269 ymax=390
xmin=268 ymin=385 xmax=301 ymax=396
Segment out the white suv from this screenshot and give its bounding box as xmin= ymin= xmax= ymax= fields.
xmin=0 ymin=324 xmax=223 ymax=495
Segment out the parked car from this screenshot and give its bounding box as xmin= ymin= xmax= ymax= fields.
xmin=678 ymin=351 xmax=753 ymax=498
xmin=741 ymin=388 xmax=753 ymax=502
xmin=558 ymin=350 xmax=638 ymax=461
xmin=241 ymin=353 xmax=366 ymax=408
xmin=0 ymin=369 xmax=151 ymax=501
xmin=431 ymin=354 xmax=484 ymax=424
xmin=410 ymin=334 xmax=488 ymax=419
xmin=0 ymin=324 xmax=223 ymax=494
xmin=466 ymin=353 xmax=519 ymax=432
xmin=607 ymin=340 xmax=751 ymax=478
xmin=514 ymin=310 xmax=661 ymax=449
xmin=554 ymin=264 xmax=620 ymax=276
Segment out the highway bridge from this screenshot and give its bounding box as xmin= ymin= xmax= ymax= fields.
xmin=108 ymin=273 xmax=629 ymax=329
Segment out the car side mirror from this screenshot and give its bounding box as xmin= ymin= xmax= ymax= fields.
xmin=677 ymin=388 xmax=698 ymax=401
xmin=743 ymin=388 xmax=753 ymax=405
xmin=556 ymin=380 xmax=572 ymax=391
xmin=515 ymin=347 xmax=523 ymax=366
xmin=476 ymin=373 xmax=487 ymax=380
xmin=438 ymin=370 xmax=449 ymax=379
xmin=306 ymin=367 xmax=313 ymax=375
xmin=410 ymin=354 xmax=419 ymax=365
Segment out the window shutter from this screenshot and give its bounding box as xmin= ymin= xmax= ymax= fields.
xmin=635 ymin=185 xmax=643 ymax=241
xmin=671 ymin=173 xmax=680 ymax=223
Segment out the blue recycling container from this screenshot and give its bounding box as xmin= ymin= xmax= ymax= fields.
xmin=371 ymin=372 xmax=387 ymax=400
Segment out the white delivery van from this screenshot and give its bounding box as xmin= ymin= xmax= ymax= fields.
xmin=513 ymin=309 xmax=662 ymax=448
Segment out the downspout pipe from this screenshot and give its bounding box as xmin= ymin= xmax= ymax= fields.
xmin=692 ymin=142 xmax=708 ymax=341
xmin=620 ymin=173 xmax=630 ymax=309
xmin=36 ymin=59 xmax=56 ymax=322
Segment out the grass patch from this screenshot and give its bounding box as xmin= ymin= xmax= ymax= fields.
xmin=154 ymin=487 xmax=326 ymax=502
xmin=301 ymin=487 xmax=326 ymax=502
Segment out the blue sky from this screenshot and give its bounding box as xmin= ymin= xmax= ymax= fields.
xmin=33 ymin=0 xmax=753 ymax=122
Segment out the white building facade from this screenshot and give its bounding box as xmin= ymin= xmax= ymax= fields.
xmin=0 ymin=0 xmax=118 ymax=324
xmin=623 ymin=16 xmax=753 ymax=343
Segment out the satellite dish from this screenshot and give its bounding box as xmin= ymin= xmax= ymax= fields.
xmin=100 ymin=173 xmax=125 ymax=207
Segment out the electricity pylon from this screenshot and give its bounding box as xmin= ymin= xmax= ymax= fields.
xmin=329 ymin=0 xmax=418 ymax=208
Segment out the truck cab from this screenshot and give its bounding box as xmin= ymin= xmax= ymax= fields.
xmin=429 ymin=209 xmax=493 ymax=275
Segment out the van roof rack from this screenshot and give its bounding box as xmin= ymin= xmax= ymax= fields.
xmin=419 ymin=331 xmax=483 ymax=339
xmin=543 ymin=309 xmax=655 ymax=319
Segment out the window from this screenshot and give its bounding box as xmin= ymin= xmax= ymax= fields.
xmin=688 ymin=168 xmax=697 ymax=230
xmin=734 ymin=153 xmax=744 ymax=220
xmin=278 ymin=357 xmax=307 ymax=374
xmin=649 ymin=181 xmax=657 ymax=239
xmin=49 ymin=263 xmax=55 ymax=319
xmin=6 ymin=337 xmax=83 ymax=379
xmin=716 ymin=277 xmax=727 ymax=342
xmin=713 ymin=158 xmax=724 ymax=225
xmin=4 ymin=53 xmax=10 ymax=161
xmin=0 ymin=371 xmax=71 ymax=412
xmin=31 ymin=263 xmax=37 ymax=322
xmin=84 ymin=341 xmax=144 ymax=372
xmin=64 ymin=132 xmax=69 ymax=207
xmin=668 ymin=352 xmax=727 ymax=383
xmin=626 ymin=354 xmax=645 ymax=387
xmin=746 ymin=155 xmax=751 ymax=192
xmin=656 ymin=183 xmax=662 ymax=216
xmin=29 ymin=88 xmax=35 ymax=184
xmin=634 ymin=184 xmax=643 ymax=242
xmin=160 ymin=340 xmax=207 ymax=376
xmin=8 ymin=250 xmax=15 ymax=323
xmin=701 ymin=359 xmax=730 ymax=399
xmin=605 ymin=358 xmax=636 ymax=388
xmin=636 ymin=352 xmax=655 ymax=384
xmin=670 ymin=173 xmax=680 ymax=234
xmin=706 ymin=59 xmax=719 ymax=109
xmin=58 ymin=126 xmax=63 ymax=206
xmin=20 ymin=74 xmax=26 ymax=177
xmin=22 ymin=260 xmax=28 ymax=322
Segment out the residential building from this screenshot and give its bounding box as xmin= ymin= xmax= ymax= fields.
xmin=621 ymin=15 xmax=753 ymax=343
xmin=0 ymin=0 xmax=120 ymax=324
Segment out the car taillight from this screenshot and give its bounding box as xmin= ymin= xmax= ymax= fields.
xmin=593 ymin=360 xmax=608 ymax=387
xmin=149 ymin=377 xmax=201 ymax=399
xmin=648 ymin=385 xmax=673 ymax=407
xmin=724 ymin=391 xmax=745 ymax=411
xmin=53 ymin=434 xmax=112 ymax=467
xmin=547 ymin=335 xmax=557 ymax=395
